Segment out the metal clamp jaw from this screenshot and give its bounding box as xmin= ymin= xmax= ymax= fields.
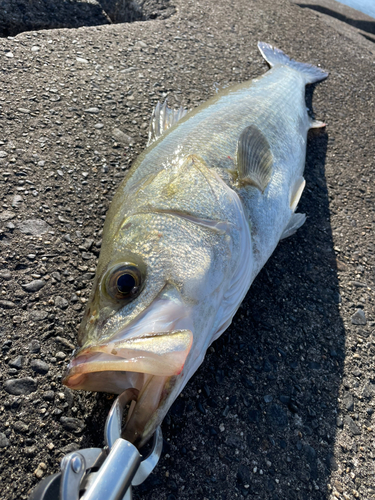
xmin=29 ymin=390 xmax=163 ymax=500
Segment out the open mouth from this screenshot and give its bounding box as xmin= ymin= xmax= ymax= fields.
xmin=62 ymin=330 xmax=193 ymax=445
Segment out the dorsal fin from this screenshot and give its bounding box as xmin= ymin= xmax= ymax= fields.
xmin=147 ymin=99 xmax=188 ymax=146
xmin=236 ymin=125 xmax=273 ymax=193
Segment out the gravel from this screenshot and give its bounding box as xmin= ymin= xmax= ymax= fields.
xmin=0 ymin=0 xmax=374 ymax=499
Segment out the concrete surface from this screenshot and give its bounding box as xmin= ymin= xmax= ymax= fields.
xmin=0 ymin=0 xmax=374 ymax=499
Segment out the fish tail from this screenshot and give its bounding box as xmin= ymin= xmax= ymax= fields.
xmin=258 ymin=42 xmax=328 ymax=84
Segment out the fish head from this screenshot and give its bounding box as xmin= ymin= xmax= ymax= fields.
xmin=63 ymin=155 xmax=248 ymax=447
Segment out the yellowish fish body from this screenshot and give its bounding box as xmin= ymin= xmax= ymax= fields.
xmin=63 ymin=43 xmax=327 ymax=446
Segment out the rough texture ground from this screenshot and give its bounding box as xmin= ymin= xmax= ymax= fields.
xmin=0 ymin=0 xmax=374 ymax=499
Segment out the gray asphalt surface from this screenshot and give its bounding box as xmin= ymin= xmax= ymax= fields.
xmin=0 ymin=0 xmax=374 ymax=499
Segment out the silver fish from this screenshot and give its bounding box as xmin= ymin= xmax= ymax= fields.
xmin=63 ymin=42 xmax=327 ymax=446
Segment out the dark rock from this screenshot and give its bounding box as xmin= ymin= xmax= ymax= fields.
xmin=343 ymin=393 xmax=354 ymax=411
xmin=266 ymin=404 xmax=288 ymax=429
xmin=0 ymin=300 xmax=16 ymax=309
xmin=237 ymin=464 xmax=251 ymax=484
xmin=345 ymin=416 xmax=361 ymax=436
xmin=30 ymin=359 xmax=49 ymax=375
xmin=55 ymin=296 xmax=69 ymax=310
xmin=60 ymin=417 xmax=85 ymax=433
xmin=28 ymin=340 xmax=41 ymax=353
xmin=351 ymin=309 xmax=367 ymax=325
xmin=29 ymin=310 xmax=48 ymax=321
xmin=43 ymin=390 xmax=55 ymax=401
xmin=13 ymin=421 xmax=29 ymax=433
xmin=22 ymin=280 xmax=45 ymax=292
xmin=9 ymin=355 xmax=24 ymax=369
xmin=4 ymin=377 xmax=37 ymax=395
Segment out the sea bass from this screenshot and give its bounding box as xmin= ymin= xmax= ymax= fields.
xmin=63 ymin=43 xmax=327 ymax=446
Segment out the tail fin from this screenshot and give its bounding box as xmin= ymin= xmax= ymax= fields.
xmin=258 ymin=42 xmax=328 ymax=84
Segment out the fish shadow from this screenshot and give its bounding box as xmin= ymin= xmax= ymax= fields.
xmin=135 ymin=124 xmax=346 ymax=499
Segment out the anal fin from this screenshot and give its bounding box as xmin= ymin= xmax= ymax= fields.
xmin=290 ymin=176 xmax=305 ymax=212
xmin=236 ymin=125 xmax=273 ymax=193
xmin=280 ymin=213 xmax=306 ymax=240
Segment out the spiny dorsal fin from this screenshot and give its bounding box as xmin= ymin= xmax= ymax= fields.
xmin=147 ymin=99 xmax=188 ymax=147
xmin=236 ymin=125 xmax=273 ymax=193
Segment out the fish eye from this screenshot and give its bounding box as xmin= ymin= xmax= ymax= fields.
xmin=105 ymin=264 xmax=143 ymax=301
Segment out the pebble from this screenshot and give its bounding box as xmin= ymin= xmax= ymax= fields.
xmin=30 ymin=359 xmax=49 ymax=375
xmin=13 ymin=421 xmax=29 ymax=433
xmin=60 ymin=417 xmax=85 ymax=433
xmin=94 ymin=123 xmax=104 ymax=129
xmin=29 ymin=310 xmax=48 ymax=321
xmin=12 ymin=194 xmax=23 ymax=207
xmin=0 ymin=270 xmax=11 ymax=280
xmin=31 ymin=45 xmax=40 ymax=52
xmin=0 ymin=210 xmax=16 ymax=221
xmin=0 ymin=150 xmax=8 ymax=157
xmin=112 ymin=128 xmax=134 ymax=144
xmin=18 ymin=108 xmax=31 ymax=114
xmin=264 ymin=395 xmax=273 ymax=403
xmin=28 ymin=339 xmax=41 ymax=353
xmin=22 ymin=279 xmax=45 ymax=292
xmin=0 ymin=300 xmax=16 ymax=309
xmin=43 ymin=390 xmax=55 ymax=401
xmin=0 ymin=433 xmax=10 ymax=448
xmin=85 ymin=107 xmax=100 ymax=114
xmin=351 ymin=309 xmax=367 ymax=325
xmin=345 ymin=415 xmax=361 ymax=436
xmin=343 ymin=393 xmax=354 ymax=411
xmin=55 ymin=296 xmax=69 ymax=310
xmin=18 ymin=219 xmax=51 ymax=236
xmin=34 ymin=463 xmax=47 ymax=479
xmin=5 ymin=52 xmax=14 ymax=58
xmin=4 ymin=377 xmax=37 ymax=395
xmin=9 ymin=355 xmax=24 ymax=369
xmin=76 ymin=57 xmax=89 ymax=64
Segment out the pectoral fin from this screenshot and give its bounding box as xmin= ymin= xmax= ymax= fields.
xmin=290 ymin=176 xmax=306 ymax=212
xmin=236 ymin=125 xmax=273 ymax=193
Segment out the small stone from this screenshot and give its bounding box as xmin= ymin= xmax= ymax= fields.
xmin=112 ymin=128 xmax=133 ymax=144
xmin=0 ymin=300 xmax=15 ymax=309
xmin=55 ymin=296 xmax=69 ymax=310
xmin=82 ymin=238 xmax=94 ymax=250
xmin=135 ymin=40 xmax=148 ymax=49
xmin=30 ymin=359 xmax=49 ymax=375
xmin=264 ymin=395 xmax=273 ymax=403
xmin=351 ymin=309 xmax=367 ymax=325
xmin=31 ymin=46 xmax=40 ymax=52
xmin=28 ymin=339 xmax=41 ymax=353
xmin=34 ymin=462 xmax=47 ymax=479
xmin=4 ymin=377 xmax=37 ymax=395
xmin=0 ymin=433 xmax=10 ymax=448
xmin=22 ymin=279 xmax=45 ymax=292
xmin=60 ymin=417 xmax=85 ymax=433
xmin=9 ymin=355 xmax=24 ymax=369
xmin=76 ymin=57 xmax=89 ymax=64
xmin=18 ymin=219 xmax=51 ymax=236
xmin=18 ymin=108 xmax=31 ymax=114
xmin=345 ymin=415 xmax=361 ymax=436
xmin=29 ymin=310 xmax=48 ymax=321
xmin=13 ymin=421 xmax=29 ymax=433
xmin=0 ymin=151 xmax=8 ymax=158
xmin=43 ymin=390 xmax=55 ymax=401
xmin=85 ymin=107 xmax=100 ymax=114
xmin=343 ymin=393 xmax=354 ymax=411
xmin=12 ymin=194 xmax=23 ymax=207
xmin=94 ymin=123 xmax=104 ymax=129
xmin=5 ymin=52 xmax=14 ymax=58
xmin=0 ymin=210 xmax=16 ymax=221
xmin=55 ymin=351 xmax=66 ymax=360
xmin=0 ymin=270 xmax=11 ymax=280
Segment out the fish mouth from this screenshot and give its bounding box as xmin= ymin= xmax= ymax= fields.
xmin=62 ymin=329 xmax=193 ymax=446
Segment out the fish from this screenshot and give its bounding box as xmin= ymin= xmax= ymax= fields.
xmin=63 ymin=42 xmax=328 ymax=447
